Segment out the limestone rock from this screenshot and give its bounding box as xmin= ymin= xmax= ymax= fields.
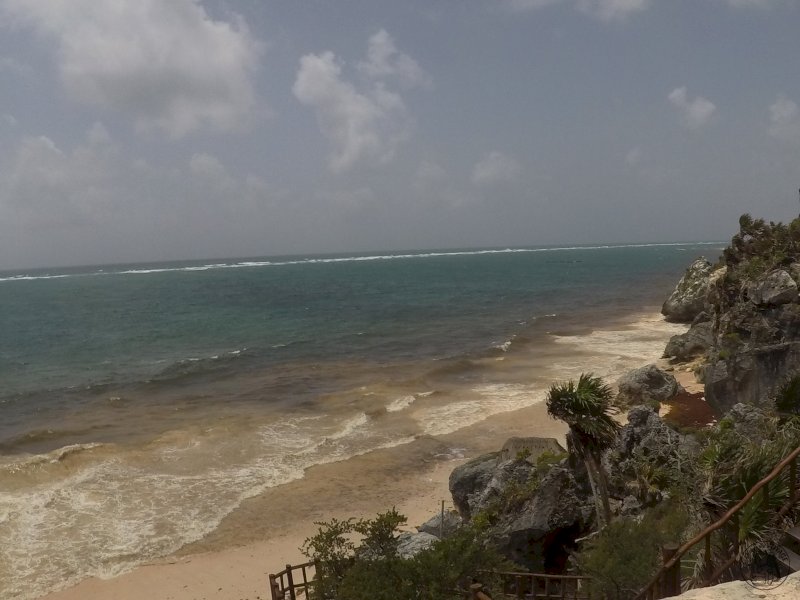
xmin=396 ymin=532 xmax=438 ymax=558
xmin=748 ymin=269 xmax=798 ymax=306
xmin=616 ymin=364 xmax=682 ymax=407
xmin=704 ymin=341 xmax=800 ymax=414
xmin=449 ymin=452 xmax=499 ymax=520
xmin=664 ymin=321 xmax=713 ymax=361
xmin=607 ymin=406 xmax=697 ymax=505
xmin=497 ymin=437 xmax=566 ymax=464
xmin=417 ymin=511 xmax=461 ymax=539
xmin=494 ymin=466 xmax=587 ymax=572
xmin=473 ymin=458 xmax=538 ymax=517
xmin=662 ymin=258 xmax=714 ymax=323
xmin=664 ymin=570 xmax=800 ymax=599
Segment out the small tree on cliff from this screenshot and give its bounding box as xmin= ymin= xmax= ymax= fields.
xmin=546 ymin=373 xmax=620 ymax=529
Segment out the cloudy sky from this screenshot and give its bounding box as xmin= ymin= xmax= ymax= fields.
xmin=1 ymin=0 xmax=799 ymax=269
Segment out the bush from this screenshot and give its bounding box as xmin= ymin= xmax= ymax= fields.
xmin=577 ymin=500 xmax=690 ymax=600
xmin=302 ymin=510 xmax=513 ymax=600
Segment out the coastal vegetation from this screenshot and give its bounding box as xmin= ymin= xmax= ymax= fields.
xmin=297 ymin=214 xmax=800 ymax=600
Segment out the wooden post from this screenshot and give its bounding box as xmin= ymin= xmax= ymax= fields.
xmin=732 ymin=513 xmax=740 ymax=557
xmin=441 ymin=499 xmax=445 ymax=539
xmin=269 ymin=575 xmax=282 ymax=600
xmin=661 ymin=543 xmax=680 ymax=599
xmin=516 ymin=575 xmax=524 ymax=599
xmin=704 ymin=534 xmax=712 ymax=581
xmin=285 ymin=564 xmax=296 ymax=600
xmin=791 ymin=457 xmax=797 ymax=504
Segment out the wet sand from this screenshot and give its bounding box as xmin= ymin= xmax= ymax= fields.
xmin=42 ymin=402 xmax=568 ymax=600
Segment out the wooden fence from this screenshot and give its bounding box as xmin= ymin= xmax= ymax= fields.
xmin=269 ymin=560 xmax=318 ymax=600
xmin=635 ymin=444 xmax=800 ymax=600
xmin=481 ymin=571 xmax=595 ymax=599
xmin=269 ymin=563 xmax=593 ymax=600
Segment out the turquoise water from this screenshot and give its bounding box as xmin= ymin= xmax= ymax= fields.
xmin=0 ymin=243 xmax=720 ymax=598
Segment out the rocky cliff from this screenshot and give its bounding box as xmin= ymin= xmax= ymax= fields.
xmin=666 ymin=215 xmax=800 ymax=414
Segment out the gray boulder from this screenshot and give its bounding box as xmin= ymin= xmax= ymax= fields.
xmin=664 ymin=321 xmax=713 ymax=361
xmin=662 ymin=257 xmax=714 ymax=322
xmin=396 ymin=532 xmax=438 ymax=558
xmin=609 ymin=406 xmax=697 ymax=504
xmin=449 ymin=452 xmax=499 ymax=520
xmin=616 ymin=364 xmax=682 ymax=407
xmin=472 ymin=458 xmax=539 ymax=518
xmin=748 ymin=270 xmax=798 ymax=306
xmin=494 ymin=466 xmax=588 ymax=572
xmin=417 ymin=511 xmax=461 ymax=539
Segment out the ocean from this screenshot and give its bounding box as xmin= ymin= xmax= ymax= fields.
xmin=0 ymin=243 xmax=720 ymax=598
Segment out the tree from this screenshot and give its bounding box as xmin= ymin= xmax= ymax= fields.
xmin=546 ymin=373 xmax=620 ymax=528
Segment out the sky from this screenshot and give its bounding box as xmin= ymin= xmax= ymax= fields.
xmin=1 ymin=0 xmax=799 ymax=270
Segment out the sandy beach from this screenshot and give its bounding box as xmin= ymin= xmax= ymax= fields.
xmin=39 ymin=311 xmax=697 ymax=600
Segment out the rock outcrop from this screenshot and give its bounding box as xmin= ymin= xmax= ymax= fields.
xmin=449 ymin=453 xmax=500 ymax=520
xmin=747 ymin=269 xmax=798 ymax=306
xmin=447 ymin=412 xmax=692 ymax=572
xmin=396 ymin=532 xmax=438 ymax=558
xmin=662 ymin=258 xmax=714 ymax=322
xmin=664 ymin=320 xmax=714 ymax=361
xmin=656 ymin=217 xmax=800 ymax=413
xmin=493 ymin=466 xmax=587 ymax=572
xmin=664 ymin=571 xmax=800 ymax=599
xmin=616 ymin=364 xmax=682 ymax=407
xmin=417 ymin=511 xmax=461 ymax=539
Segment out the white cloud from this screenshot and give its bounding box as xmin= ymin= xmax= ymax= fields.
xmin=471 ymin=151 xmax=521 ymax=185
xmin=294 ymin=32 xmax=427 ymax=173
xmin=502 ymin=0 xmax=647 ymax=20
xmin=668 ymin=87 xmax=717 ymax=129
xmin=576 ymin=0 xmax=648 ymax=20
xmin=358 ymin=30 xmax=431 ymax=89
xmin=768 ymin=95 xmax=800 ymax=142
xmin=2 ymin=0 xmax=262 ymax=137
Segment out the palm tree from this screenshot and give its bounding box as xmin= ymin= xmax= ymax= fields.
xmin=546 ymin=373 xmax=621 ymax=529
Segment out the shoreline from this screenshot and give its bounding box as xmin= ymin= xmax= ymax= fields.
xmin=43 ymin=402 xmax=568 ymax=600
xmin=41 ymin=309 xmax=690 ymax=600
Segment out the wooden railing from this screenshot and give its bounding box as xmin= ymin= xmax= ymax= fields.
xmin=269 ymin=561 xmax=319 ymax=600
xmin=636 ymin=445 xmax=800 ymax=600
xmin=482 ymin=571 xmax=595 ymax=599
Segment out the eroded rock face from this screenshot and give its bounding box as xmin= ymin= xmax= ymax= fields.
xmin=396 ymin=532 xmax=438 ymax=558
xmin=705 ymin=342 xmax=800 ymax=414
xmin=662 ymin=258 xmax=714 ymax=323
xmin=494 ymin=466 xmax=588 ymax=572
xmin=448 ymin=453 xmax=499 ymax=520
xmin=664 ymin=321 xmax=713 ymax=361
xmin=607 ymin=406 xmax=698 ymax=503
xmin=747 ymin=269 xmax=798 ymax=306
xmin=616 ymin=364 xmax=682 ymax=407
xmin=417 ymin=511 xmax=461 ymax=539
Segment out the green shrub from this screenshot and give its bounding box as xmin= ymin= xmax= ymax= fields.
xmin=577 ymin=500 xmax=690 ymax=600
xmin=302 ymin=510 xmax=513 ymax=600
